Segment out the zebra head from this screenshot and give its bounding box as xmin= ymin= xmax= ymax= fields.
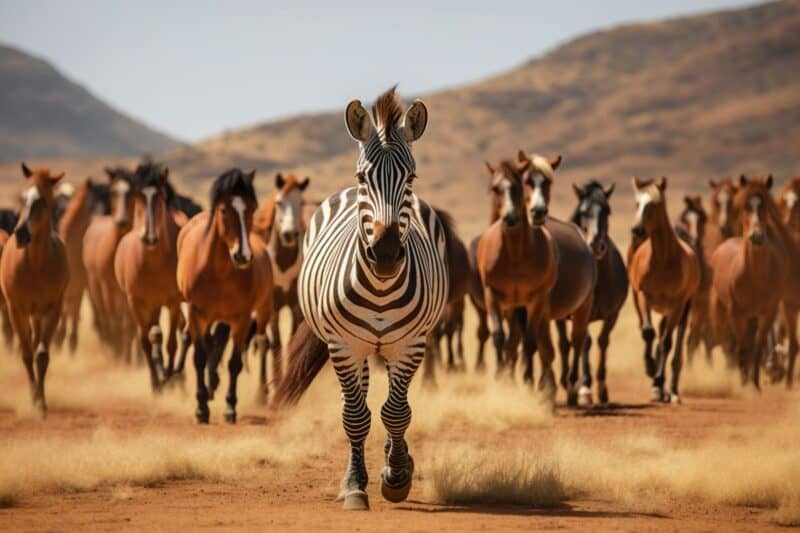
xmin=345 ymin=87 xmax=428 ymax=278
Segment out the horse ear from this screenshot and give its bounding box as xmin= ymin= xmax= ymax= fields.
xmin=275 ymin=173 xmax=285 ymax=189
xmin=159 ymin=167 xmax=169 ymax=182
xmin=299 ymin=177 xmax=310 ymax=191
xmin=632 ymin=177 xmax=643 ymax=191
xmin=571 ymin=183 xmax=583 ymax=199
xmin=708 ymin=178 xmax=719 ymax=189
xmin=49 ymin=171 xmax=65 ymax=184
xmin=517 ymin=150 xmax=529 ymax=164
xmin=403 ymin=100 xmax=428 ymax=143
xmin=345 ymin=99 xmax=375 ymax=142
xmin=683 ymin=195 xmax=693 ymax=208
xmin=247 ymin=170 xmax=256 ymax=185
xmin=104 ymin=167 xmax=116 ymax=181
xmin=21 ymin=162 xmax=32 ymax=178
xmin=766 ymin=174 xmax=774 ymax=190
xmin=485 ymin=161 xmax=495 ymax=175
xmin=657 ymin=176 xmax=667 ymax=191
xmin=604 ymin=183 xmax=615 ymax=198
xmin=739 ymin=174 xmax=748 ymax=187
xmin=85 ymin=177 xmax=94 ymax=189
xmin=549 ymin=155 xmax=562 ymax=171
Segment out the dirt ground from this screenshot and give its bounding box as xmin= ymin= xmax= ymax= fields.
xmin=0 ymin=304 xmax=798 ymax=532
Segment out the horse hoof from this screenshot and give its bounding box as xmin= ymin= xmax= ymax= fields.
xmin=342 ymin=490 xmax=370 ymax=511
xmin=224 ymin=408 xmax=237 ymax=424
xmin=380 ymin=468 xmax=412 ymax=503
xmin=566 ymin=390 xmax=578 ymax=407
xmin=669 ymin=393 xmax=681 ymax=405
xmin=649 ymin=386 xmax=663 ymax=402
xmin=578 ymin=386 xmax=593 ymax=406
xmin=195 ymin=408 xmax=210 ymax=424
xmin=598 ymin=387 xmax=609 ymax=405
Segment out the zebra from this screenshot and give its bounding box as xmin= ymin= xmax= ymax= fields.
xmin=274 ymin=87 xmax=449 ymax=511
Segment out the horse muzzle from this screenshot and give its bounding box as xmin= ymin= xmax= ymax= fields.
xmin=230 ymin=251 xmax=253 ymax=269
xmin=749 ymin=233 xmax=764 ymax=246
xmin=14 ymin=225 xmax=31 ymax=246
xmin=279 ymin=230 xmax=299 ymax=247
xmin=530 ymin=207 xmax=548 ymax=226
xmin=141 ymin=234 xmax=159 ymax=247
xmin=502 ymin=213 xmax=520 ymax=227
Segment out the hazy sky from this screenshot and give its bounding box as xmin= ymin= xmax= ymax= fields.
xmin=0 ymin=0 xmax=759 ymax=142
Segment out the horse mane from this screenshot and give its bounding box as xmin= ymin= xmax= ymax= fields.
xmin=174 ymin=194 xmax=202 ymax=218
xmin=737 ymin=177 xmax=795 ymax=251
xmin=0 ymin=209 xmax=18 ymax=234
xmin=205 ymin=168 xmax=257 ymax=233
xmin=134 ymin=161 xmax=175 ymax=204
xmin=372 ymin=86 xmax=403 ymax=134
xmin=570 ymin=180 xmax=611 ymax=225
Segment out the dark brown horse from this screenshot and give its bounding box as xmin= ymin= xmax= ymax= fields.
xmin=560 ymin=180 xmax=628 ymax=404
xmin=630 ymin=177 xmax=700 ymax=403
xmin=476 ymin=159 xmax=563 ymax=398
xmin=675 ymin=195 xmax=714 ymax=366
xmin=177 ymin=169 xmax=273 ymax=423
xmin=0 ymin=164 xmax=69 ymax=416
xmin=83 ymin=167 xmax=137 ymax=359
xmin=252 ymin=172 xmax=310 ymax=402
xmin=54 ymin=179 xmax=98 ymax=353
xmin=115 ymin=162 xmax=183 ymax=391
xmin=709 ymin=175 xmax=788 ymax=388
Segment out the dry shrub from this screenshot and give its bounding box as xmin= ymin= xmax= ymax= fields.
xmin=428 ymin=447 xmax=565 ymax=507
xmin=426 ymin=406 xmax=800 ymax=522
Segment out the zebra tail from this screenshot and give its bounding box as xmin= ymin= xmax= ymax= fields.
xmin=272 ymin=321 xmax=329 ymax=408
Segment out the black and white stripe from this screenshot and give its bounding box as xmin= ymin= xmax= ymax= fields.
xmin=298 ymin=90 xmax=447 ymax=506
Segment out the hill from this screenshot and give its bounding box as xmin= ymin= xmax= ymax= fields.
xmin=0 ymin=44 xmax=180 ymax=161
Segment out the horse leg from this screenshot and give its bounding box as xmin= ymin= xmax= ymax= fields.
xmin=555 ymin=320 xmax=570 ymax=391
xmin=133 ymin=305 xmax=164 ymax=393
xmin=475 ymin=308 xmax=489 ymax=374
xmin=531 ymin=312 xmax=557 ymax=405
xmin=0 ymin=305 xmax=14 ymax=348
xmin=522 ymin=323 xmax=536 ymax=386
xmin=53 ymin=314 xmax=67 ymax=350
xmin=445 ymin=318 xmax=457 ymax=373
xmin=254 ymin=323 xmax=270 ymax=405
xmin=269 ymin=311 xmax=282 ymax=387
xmin=174 ymin=303 xmax=191 ymax=375
xmin=781 ymin=304 xmax=799 ymax=389
xmin=163 ymin=304 xmax=180 ymax=379
xmin=191 ymin=321 xmax=210 ymax=424
xmin=752 ymin=312 xmax=777 ymax=391
xmin=635 ymin=290 xmax=656 ymax=377
xmin=455 ymin=314 xmax=465 ymax=369
xmin=223 ymin=323 xmax=248 ymax=424
xmin=332 ymin=347 xmax=371 ymax=510
xmin=667 ymin=301 xmax=691 ymax=404
xmin=596 ymin=313 xmax=618 ymax=404
xmin=34 ymin=307 xmax=59 ymax=417
xmin=502 ymin=312 xmax=522 ymax=381
xmin=578 ymin=335 xmax=593 ymax=406
xmin=206 ymin=322 xmax=229 ymax=400
xmin=9 ymin=307 xmax=36 ymax=409
xmin=381 ymin=344 xmax=424 ymax=505
xmin=651 ymin=314 xmax=675 ymax=402
xmin=484 ymin=288 xmax=506 ymax=378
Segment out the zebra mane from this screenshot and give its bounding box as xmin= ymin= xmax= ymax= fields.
xmin=371 ymin=86 xmax=403 ymax=136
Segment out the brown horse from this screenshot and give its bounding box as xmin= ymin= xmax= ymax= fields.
xmin=0 ymin=209 xmax=19 ymax=347
xmin=630 ymin=177 xmax=700 ymax=403
xmin=54 ymin=179 xmax=98 ymax=353
xmin=115 ymin=162 xmax=183 ymax=391
xmin=561 ymin=180 xmax=628 ymax=404
xmin=476 ymin=159 xmax=561 ymax=396
xmin=83 ymin=167 xmax=137 ymax=359
xmin=0 ymin=164 xmax=69 ymax=416
xmin=775 ymin=176 xmax=800 ymax=387
xmin=674 ymin=195 xmax=714 ymax=366
xmin=177 ymin=168 xmax=273 ymax=423
xmin=252 ymin=172 xmax=309 ymax=401
xmin=709 ymin=175 xmax=788 ymax=388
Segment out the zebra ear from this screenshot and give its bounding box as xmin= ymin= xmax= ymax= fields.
xmin=403 ymin=100 xmax=428 ymax=143
xmin=345 ymin=99 xmax=375 ymax=142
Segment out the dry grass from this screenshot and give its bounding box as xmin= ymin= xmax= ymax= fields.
xmin=426 ymin=406 xmax=800 ymax=524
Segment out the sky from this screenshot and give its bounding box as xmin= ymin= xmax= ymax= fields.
xmin=0 ymin=0 xmax=760 ymax=142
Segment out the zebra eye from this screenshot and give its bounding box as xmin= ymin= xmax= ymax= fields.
xmin=407 ymin=173 xmax=417 ymax=184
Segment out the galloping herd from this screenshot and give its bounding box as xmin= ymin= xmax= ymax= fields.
xmin=0 ymin=88 xmax=798 ymax=510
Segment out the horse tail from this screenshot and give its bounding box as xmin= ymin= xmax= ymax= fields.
xmin=272 ymin=321 xmax=329 ymax=408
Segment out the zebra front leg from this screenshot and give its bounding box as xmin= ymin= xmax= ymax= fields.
xmin=381 ymin=345 xmax=424 ymax=504
xmin=332 ymin=347 xmax=371 ymax=510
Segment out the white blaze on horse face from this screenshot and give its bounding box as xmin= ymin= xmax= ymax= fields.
xmin=20 ymin=186 xmax=40 ymax=223
xmin=717 ymin=190 xmax=729 ymax=226
xmin=685 ymin=210 xmax=699 ymax=240
xmin=583 ymin=203 xmax=601 ymax=244
xmin=276 ymin=189 xmax=302 ymax=245
xmin=231 ymin=196 xmax=252 ymax=262
xmin=141 ymin=186 xmax=158 ymax=242
xmin=785 ymin=190 xmax=798 ymax=210
xmin=112 ymin=179 xmax=131 ymax=223
xmin=635 ymin=191 xmax=653 ymax=225
xmin=529 ymin=174 xmax=546 ymax=213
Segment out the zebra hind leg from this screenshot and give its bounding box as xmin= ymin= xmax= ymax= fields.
xmin=333 ymin=352 xmax=371 ymax=510
xmin=380 ymin=350 xmax=422 ymax=503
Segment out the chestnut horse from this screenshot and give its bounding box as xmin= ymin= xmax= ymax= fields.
xmin=0 ymin=209 xmax=19 ymax=347
xmin=710 ymin=175 xmax=789 ymax=388
xmin=630 ymin=177 xmax=700 ymax=403
xmin=476 ymin=159 xmax=561 ymax=397
xmin=115 ymin=162 xmax=183 ymax=392
xmin=83 ymin=167 xmax=137 ymax=359
xmin=252 ymin=172 xmax=310 ymax=401
xmin=675 ymin=195 xmax=714 ymax=366
xmin=561 ymin=180 xmax=628 ymax=404
xmin=0 ymin=164 xmax=68 ymax=416
xmin=54 ymin=179 xmax=99 ymax=353
xmin=775 ymin=176 xmax=800 ymax=387
xmin=177 ymin=169 xmax=273 ymax=423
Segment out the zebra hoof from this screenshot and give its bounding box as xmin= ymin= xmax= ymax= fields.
xmin=578 ymin=386 xmax=593 ymax=406
xmin=649 ymin=386 xmax=663 ymax=402
xmin=341 ymin=490 xmax=370 ymax=511
xmin=380 ymin=468 xmax=412 ymax=503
